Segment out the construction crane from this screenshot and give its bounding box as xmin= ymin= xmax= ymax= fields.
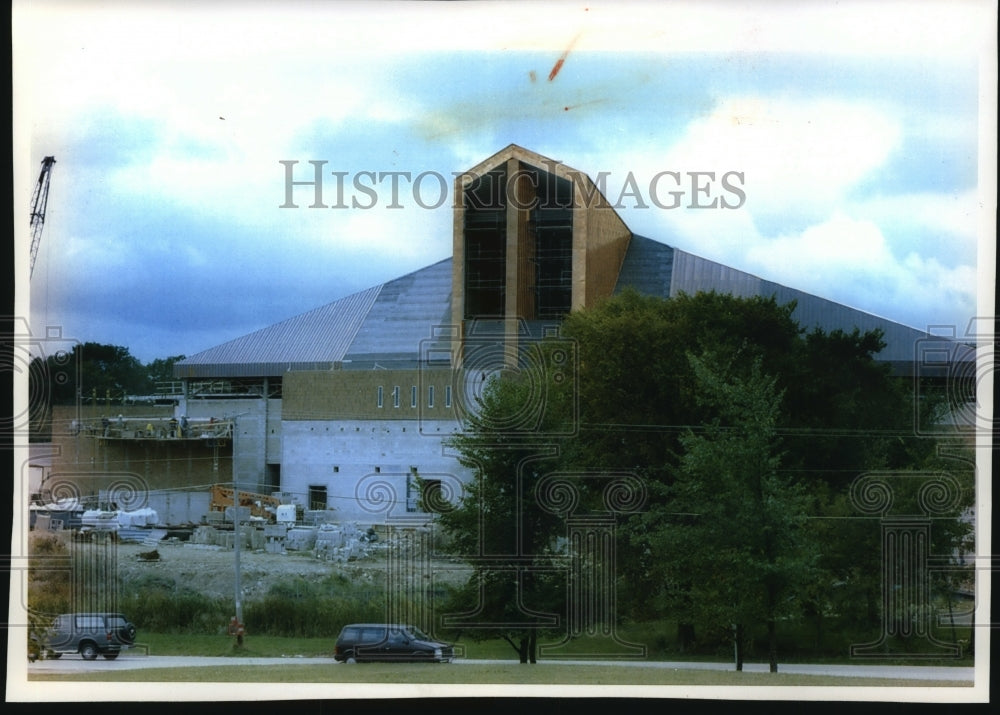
xmin=29 ymin=156 xmax=56 ymax=278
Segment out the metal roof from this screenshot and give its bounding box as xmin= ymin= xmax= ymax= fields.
xmin=175 ymin=137 xmax=964 ymax=382
xmin=343 ymin=258 xmax=453 ymax=368
xmin=615 ymin=235 xmax=940 ymax=371
xmin=174 ymin=259 xmax=452 ymax=379
xmin=175 ymin=285 xmax=380 ymax=378
xmin=179 ymin=235 xmax=957 ymax=379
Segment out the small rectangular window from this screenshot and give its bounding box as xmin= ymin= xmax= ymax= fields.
xmin=411 ymin=385 xmax=417 ymax=408
xmin=75 ymin=616 xmax=103 ymax=630
xmin=445 ymin=385 xmax=452 ymax=408
xmin=393 ymin=386 xmax=400 ymax=408
xmin=377 ymin=386 xmax=384 ymax=408
xmin=428 ymin=385 xmax=435 ymax=408
xmin=308 ymin=485 xmax=327 ymax=510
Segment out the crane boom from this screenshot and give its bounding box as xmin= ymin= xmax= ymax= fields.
xmin=29 ymin=156 xmax=56 ymax=278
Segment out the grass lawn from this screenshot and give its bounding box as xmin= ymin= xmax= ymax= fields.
xmin=125 ymin=632 xmax=976 ymax=668
xmin=27 ymin=661 xmax=973 ymax=688
xmin=25 ymin=633 xmax=974 ymax=690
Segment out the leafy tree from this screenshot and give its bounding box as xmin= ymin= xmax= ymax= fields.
xmin=78 ymin=342 xmax=148 ymax=403
xmin=437 ymin=346 xmax=574 ymax=663
xmin=32 ymin=342 xmax=147 ymax=405
xmin=560 ymin=289 xmax=803 ymax=486
xmin=559 ymin=289 xmax=971 ymax=657
xmin=784 ymin=328 xmax=972 ymax=647
xmin=658 ymin=352 xmax=818 ymax=672
xmin=29 ymin=343 xmax=186 ymax=441
xmin=560 ymin=289 xmax=805 ymax=647
xmin=145 ymin=355 xmax=187 ymax=389
xmin=438 ymin=288 xmax=973 ymax=663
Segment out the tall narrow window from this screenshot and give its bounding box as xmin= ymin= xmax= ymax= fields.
xmin=377 ymin=386 xmax=384 ymax=408
xmin=445 ymin=385 xmax=452 ymax=408
xmin=428 ymin=385 xmax=435 ymax=408
xmin=411 ymin=385 xmax=418 ymax=408
xmin=393 ymin=386 xmax=400 ymax=408
xmin=463 ymin=168 xmax=507 ymax=319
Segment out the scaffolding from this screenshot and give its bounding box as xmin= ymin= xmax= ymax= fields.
xmin=78 ymin=416 xmax=234 ymax=442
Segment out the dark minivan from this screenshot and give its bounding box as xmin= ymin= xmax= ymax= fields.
xmin=334 ymin=623 xmax=454 ymax=663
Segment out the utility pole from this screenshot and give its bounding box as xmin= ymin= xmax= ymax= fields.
xmin=229 ymin=412 xmax=249 ymax=647
xmin=233 ymin=477 xmax=243 ymax=642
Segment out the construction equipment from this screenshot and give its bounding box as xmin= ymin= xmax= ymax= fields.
xmin=209 ymin=484 xmax=281 ymax=522
xmin=29 ymin=156 xmax=56 ymax=278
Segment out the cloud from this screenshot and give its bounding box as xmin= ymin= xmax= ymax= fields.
xmin=851 ymin=190 xmax=979 ymax=266
xmin=17 ymin=4 xmax=990 ymax=364
xmin=743 ymin=213 xmax=976 ymax=328
xmin=745 ymin=213 xmax=895 ymax=287
xmin=663 ymin=95 xmax=901 ymax=225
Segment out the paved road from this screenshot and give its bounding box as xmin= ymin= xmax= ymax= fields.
xmin=24 ymin=654 xmax=976 ymax=682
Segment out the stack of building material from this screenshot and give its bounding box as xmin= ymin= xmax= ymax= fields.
xmin=285 ymin=526 xmax=317 ymax=551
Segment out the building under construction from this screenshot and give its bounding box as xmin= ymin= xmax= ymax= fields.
xmin=38 ymin=145 xmax=975 ymax=524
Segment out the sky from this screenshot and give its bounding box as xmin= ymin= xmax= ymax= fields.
xmin=13 ymin=0 xmax=996 ymax=365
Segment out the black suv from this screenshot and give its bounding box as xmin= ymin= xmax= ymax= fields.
xmin=334 ymin=623 xmax=454 ymax=663
xmin=38 ymin=612 xmax=138 ymax=660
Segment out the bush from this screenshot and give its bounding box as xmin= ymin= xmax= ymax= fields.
xmin=114 ymin=570 xmax=435 ymax=637
xmin=27 ymin=532 xmax=71 ymax=616
xmin=243 ymin=575 xmax=389 ymax=637
xmin=119 ymin=580 xmax=231 ymax=634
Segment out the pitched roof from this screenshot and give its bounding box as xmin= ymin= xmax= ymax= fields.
xmin=176 ymin=144 xmax=960 ymax=381
xmin=175 ymin=259 xmax=451 ymax=378
xmin=178 ymin=234 xmax=947 ymax=380
xmin=616 ymin=235 xmax=937 ymax=369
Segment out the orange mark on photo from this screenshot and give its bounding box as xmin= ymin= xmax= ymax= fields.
xmin=548 ymin=33 xmax=581 ymax=82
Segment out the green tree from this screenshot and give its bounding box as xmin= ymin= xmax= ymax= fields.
xmin=559 ymin=289 xmax=969 ymax=656
xmin=30 ymin=343 xmax=186 ymax=440
xmin=32 ymin=342 xmax=148 ymax=405
xmin=560 ymin=289 xmax=803 ymax=485
xmin=437 ymin=345 xmax=575 ymax=663
xmin=658 ymin=353 xmax=818 ymax=672
xmin=560 ymin=289 xmax=805 ymax=647
xmin=145 ymin=354 xmax=187 ymax=389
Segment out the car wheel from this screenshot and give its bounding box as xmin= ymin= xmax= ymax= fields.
xmin=79 ymin=642 xmax=98 ymax=661
xmin=103 ymin=652 xmax=119 ymax=660
xmin=345 ymin=653 xmax=358 ymax=664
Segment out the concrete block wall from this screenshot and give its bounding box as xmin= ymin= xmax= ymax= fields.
xmin=280 ymin=418 xmax=471 ymax=522
xmin=189 ymin=524 xmax=264 ymax=550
